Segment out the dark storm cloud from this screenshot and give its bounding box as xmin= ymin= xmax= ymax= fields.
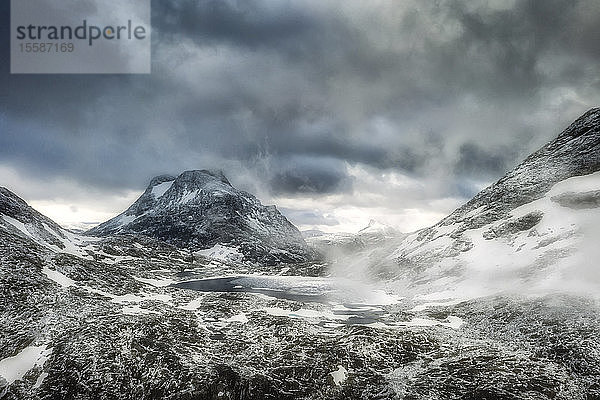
xmin=440 ymin=0 xmax=592 ymax=96
xmin=2 ymin=0 xmax=600 ymax=223
xmin=269 ymin=156 xmax=351 ymax=194
xmin=279 ymin=208 xmax=339 ymax=227
xmin=153 ymin=0 xmax=319 ymax=48
xmin=454 ymin=142 xmax=519 ymax=178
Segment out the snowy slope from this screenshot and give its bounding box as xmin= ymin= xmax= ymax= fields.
xmin=0 ymin=188 xmax=100 ymax=259
xmin=391 ymin=171 xmax=600 ymax=295
xmin=386 ymin=108 xmax=600 ymax=296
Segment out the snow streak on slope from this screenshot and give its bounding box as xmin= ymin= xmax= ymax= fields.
xmin=1 ymin=214 xmax=100 ymax=260
xmin=151 ymin=181 xmax=173 ymax=198
xmin=196 ymin=244 xmax=244 ymax=263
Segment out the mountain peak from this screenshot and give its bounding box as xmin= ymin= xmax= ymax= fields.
xmin=175 ymin=170 xmax=231 ymax=187
xmin=147 ymin=170 xmax=230 ymax=192
xmin=140 ymin=170 xmax=235 ymax=204
xmin=358 ymin=219 xmax=397 ymax=235
xmin=359 ymin=219 xmax=382 ymax=232
xmin=88 ymin=169 xmax=316 ymax=264
xmin=149 ymin=174 xmax=176 ymax=188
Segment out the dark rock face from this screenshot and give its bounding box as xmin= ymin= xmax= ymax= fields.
xmin=482 ymin=211 xmax=544 ymax=240
xmin=87 ymin=170 xmax=317 ymax=264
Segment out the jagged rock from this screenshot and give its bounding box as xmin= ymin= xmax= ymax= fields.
xmin=482 ymin=211 xmax=544 ymax=240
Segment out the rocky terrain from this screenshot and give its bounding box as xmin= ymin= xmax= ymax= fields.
xmin=1 ymin=109 xmax=600 ymax=399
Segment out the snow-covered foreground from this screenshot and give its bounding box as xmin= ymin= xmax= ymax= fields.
xmin=3 ymin=206 xmax=600 ymax=399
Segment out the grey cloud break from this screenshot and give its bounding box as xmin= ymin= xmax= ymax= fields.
xmin=15 ymin=20 xmax=146 ymax=46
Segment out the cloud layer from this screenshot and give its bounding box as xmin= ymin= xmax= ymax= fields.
xmin=1 ymin=0 xmax=600 ymax=231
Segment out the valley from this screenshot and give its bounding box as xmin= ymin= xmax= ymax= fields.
xmin=2 ymin=109 xmax=600 ymax=399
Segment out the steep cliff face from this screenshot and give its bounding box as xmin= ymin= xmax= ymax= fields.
xmin=87 ymin=169 xmax=317 ymax=264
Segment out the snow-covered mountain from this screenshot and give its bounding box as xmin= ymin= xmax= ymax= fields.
xmin=305 ymin=219 xmax=398 ymax=246
xmin=87 ymin=170 xmax=317 ymax=265
xmin=358 ymin=219 xmax=397 ymax=238
xmin=384 ymin=108 xmax=600 ymax=296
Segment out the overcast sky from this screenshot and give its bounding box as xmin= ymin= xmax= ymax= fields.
xmin=1 ymin=0 xmax=600 ymax=232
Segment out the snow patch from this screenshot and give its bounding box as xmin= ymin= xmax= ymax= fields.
xmin=33 ymin=372 xmax=48 ymax=389
xmin=548 ymin=171 xmax=600 ymax=196
xmin=42 ymin=267 xmax=75 ymax=288
xmin=330 ymin=365 xmax=348 ymax=386
xmin=134 ymin=276 xmax=175 ymax=287
xmin=54 ymin=229 xmax=96 ymax=260
xmin=226 ymin=313 xmax=249 ymax=324
xmin=1 ymin=215 xmax=97 ymax=261
xmin=179 ymin=189 xmax=201 ymax=204
xmin=122 ymin=305 xmax=159 ymax=315
xmin=196 ymin=244 xmax=243 ymax=262
xmin=110 ymin=292 xmax=172 ymax=304
xmin=151 ymin=181 xmax=173 ymax=198
xmin=179 ymin=297 xmax=204 ymax=311
xmin=396 ymin=316 xmax=464 ymax=330
xmin=0 ymin=345 xmax=52 ymax=385
xmin=2 ymin=215 xmax=30 ymax=237
xmin=117 ymin=214 xmax=137 ymax=226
